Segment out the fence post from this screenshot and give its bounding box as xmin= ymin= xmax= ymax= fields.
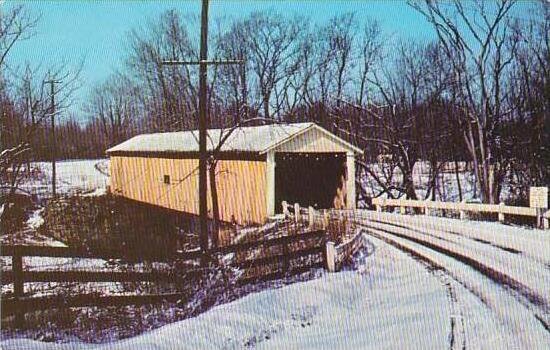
xmin=535 ymin=208 xmax=544 ymax=229
xmin=282 ymin=201 xmax=289 ymax=216
xmin=308 ymin=206 xmax=315 ymax=229
xmin=543 ymin=211 xmax=549 ymax=230
xmin=294 ymin=203 xmax=300 ymax=223
xmin=13 ymin=247 xmax=24 ymax=328
xmin=498 ymin=202 xmax=505 ymax=223
xmin=459 ymin=199 xmax=468 ymax=220
xmin=325 ymin=241 xmax=336 ymax=272
xmin=323 ymin=210 xmax=330 ymax=230
xmin=376 ymin=198 xmax=383 ymax=212
xmin=425 ymin=200 xmax=431 ymax=216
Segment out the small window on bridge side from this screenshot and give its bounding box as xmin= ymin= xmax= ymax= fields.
xmin=163 ymin=175 xmax=170 ymax=184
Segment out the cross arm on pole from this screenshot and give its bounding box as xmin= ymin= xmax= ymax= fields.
xmin=161 ymin=59 xmax=244 ymax=66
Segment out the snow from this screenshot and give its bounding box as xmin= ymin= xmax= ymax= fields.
xmin=106 ymin=123 xmax=311 ymax=154
xmin=82 ymin=188 xmax=107 ymax=197
xmin=354 ymin=210 xmax=550 ymax=301
xmin=359 ymin=211 xmax=549 ymax=262
xmin=2 ymin=220 xmax=549 ymax=349
xmin=361 ymin=227 xmax=549 ymax=349
xmin=0 ymin=235 xmax=453 ymax=349
xmin=2 ymin=158 xmax=548 ymax=348
xmin=106 ymin=122 xmax=361 ymax=155
xmin=26 ymin=209 xmax=45 ymax=230
xmin=17 ymin=159 xmax=109 ymax=198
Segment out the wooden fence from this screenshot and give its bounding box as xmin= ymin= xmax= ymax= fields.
xmin=325 ymin=229 xmax=365 ymax=272
xmin=1 ymin=229 xmax=326 ymax=327
xmin=372 ymin=197 xmax=550 ymax=229
xmin=281 ymin=201 xmax=367 ymax=272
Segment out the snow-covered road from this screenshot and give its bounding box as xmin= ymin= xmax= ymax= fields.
xmin=352 ymin=211 xmax=549 ymax=348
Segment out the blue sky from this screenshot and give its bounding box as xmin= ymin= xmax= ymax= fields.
xmin=3 ymin=0 xmax=537 ymax=121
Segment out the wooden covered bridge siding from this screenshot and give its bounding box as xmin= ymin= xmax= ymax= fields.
xmin=110 ymin=156 xmax=267 ymax=224
xmin=108 ymin=124 xmax=361 ymax=225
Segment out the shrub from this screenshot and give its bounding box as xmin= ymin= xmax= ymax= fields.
xmin=40 ymin=194 xmax=181 ymax=259
xmin=0 ymin=193 xmax=33 ymax=235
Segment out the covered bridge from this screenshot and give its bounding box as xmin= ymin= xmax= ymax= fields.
xmin=106 ymin=123 xmax=363 ymax=225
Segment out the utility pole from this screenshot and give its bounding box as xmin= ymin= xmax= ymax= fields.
xmin=44 ymin=78 xmax=61 ymax=198
xmin=160 ymin=0 xmax=243 ymax=261
xmin=26 ymin=79 xmax=33 ymax=175
xmin=198 ymin=0 xmax=210 ymax=261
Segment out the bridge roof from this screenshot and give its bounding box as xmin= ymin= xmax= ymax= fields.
xmin=106 ymin=123 xmax=363 ymax=156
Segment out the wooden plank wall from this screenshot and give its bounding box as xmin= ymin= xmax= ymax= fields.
xmin=110 ymin=156 xmax=267 ymax=224
xmin=274 ymin=127 xmax=351 ymax=153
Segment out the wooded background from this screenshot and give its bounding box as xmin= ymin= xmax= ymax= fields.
xmin=1 ymin=1 xmax=549 ymax=205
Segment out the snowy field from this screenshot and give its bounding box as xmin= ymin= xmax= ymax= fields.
xmin=1 ymin=159 xmax=109 ymax=245
xmin=17 ymin=159 xmax=109 ymax=198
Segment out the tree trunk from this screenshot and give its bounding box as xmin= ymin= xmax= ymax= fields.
xmin=454 ymin=159 xmax=463 ymax=202
xmin=208 ymin=160 xmax=220 ymax=248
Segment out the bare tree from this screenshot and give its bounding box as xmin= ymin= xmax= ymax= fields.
xmin=234 ymin=12 xmax=305 ymax=119
xmin=502 ymin=2 xmax=550 ymax=203
xmin=126 ymin=10 xmax=198 ymax=131
xmin=356 ymin=20 xmax=383 ymax=106
xmin=1 ymin=4 xmax=81 ymax=224
xmin=0 ymin=5 xmax=40 ymax=68
xmin=410 ymin=0 xmax=519 ymax=203
xmin=88 ymin=74 xmax=140 ymax=148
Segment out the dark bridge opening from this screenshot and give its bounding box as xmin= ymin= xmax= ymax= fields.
xmin=275 ymin=152 xmax=346 ymax=212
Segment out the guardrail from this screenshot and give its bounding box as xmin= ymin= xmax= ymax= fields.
xmin=371 ymin=197 xmax=550 ymax=229
xmin=280 ymin=196 xmax=550 ymax=274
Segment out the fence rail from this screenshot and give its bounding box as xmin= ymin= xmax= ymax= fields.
xmin=0 ymin=244 xmax=204 ymax=261
xmin=1 ymin=229 xmax=327 ymax=327
xmin=371 ymin=197 xmax=550 ymax=229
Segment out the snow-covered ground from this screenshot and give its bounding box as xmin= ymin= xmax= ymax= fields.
xmin=1 ymin=234 xmax=453 ymax=349
xmin=1 ymin=159 xmax=109 ymax=245
xmin=3 ymin=221 xmax=548 ymax=349
xmin=360 ymin=161 xmax=511 ymax=203
xmin=352 ymin=211 xmax=549 ymax=348
xmin=17 ymin=159 xmax=109 ymax=198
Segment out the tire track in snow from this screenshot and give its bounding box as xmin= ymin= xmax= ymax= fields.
xmin=353 ymin=217 xmax=549 ymax=328
xmin=369 ymin=217 xmax=520 ymax=255
xmin=357 ymin=226 xmax=549 ymax=348
xmin=440 ymin=273 xmax=466 ymax=350
xmin=361 ymin=231 xmax=467 ymax=349
xmin=356 ymin=211 xmax=546 ymax=262
xmin=364 ymin=217 xmax=546 ymax=300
